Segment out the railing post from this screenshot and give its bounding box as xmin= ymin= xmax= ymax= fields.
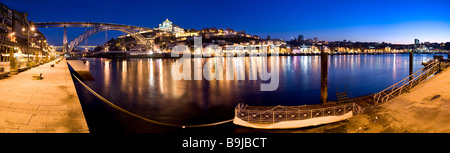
xmin=352 ymin=103 xmax=355 ymax=114
xmin=409 ymin=50 xmax=413 ymax=81
xmin=285 ymin=111 xmax=288 ymax=121
xmin=439 ymin=62 xmax=442 ymax=71
xmin=235 ymin=107 xmax=237 ymax=118
xmin=247 ymin=111 xmax=249 ymax=122
xmin=272 ymin=111 xmax=275 ymax=123
xmin=259 ymin=111 xmax=262 ymax=123
xmin=409 ymin=79 xmax=414 ymax=90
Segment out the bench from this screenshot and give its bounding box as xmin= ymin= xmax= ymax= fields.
xmin=19 ymin=67 xmax=31 ymax=72
xmin=0 ymin=71 xmax=9 ymax=79
xmin=32 ymin=73 xmax=42 ymax=80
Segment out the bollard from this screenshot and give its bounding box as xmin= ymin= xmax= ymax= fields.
xmin=320 ymin=46 xmax=328 ymax=104
xmin=409 ymin=51 xmax=413 ymax=81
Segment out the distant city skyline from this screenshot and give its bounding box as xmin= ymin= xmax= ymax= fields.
xmin=2 ymin=0 xmax=450 ymax=46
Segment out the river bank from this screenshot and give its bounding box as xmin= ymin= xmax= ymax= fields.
xmin=0 ymin=59 xmax=89 ymax=133
xmin=74 ymin=51 xmax=450 ymax=58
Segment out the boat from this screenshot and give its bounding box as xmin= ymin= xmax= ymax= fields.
xmin=233 ymin=103 xmax=363 ymax=129
xmin=422 ymin=58 xmax=437 ymax=66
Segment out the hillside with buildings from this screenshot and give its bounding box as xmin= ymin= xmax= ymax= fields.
xmin=0 ymin=2 xmax=54 ymax=70
xmin=98 ymin=19 xmax=286 ymax=53
xmin=96 ymin=19 xmax=450 ymax=54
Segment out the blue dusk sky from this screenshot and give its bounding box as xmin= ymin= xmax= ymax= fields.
xmin=2 ymin=0 xmax=450 ymax=46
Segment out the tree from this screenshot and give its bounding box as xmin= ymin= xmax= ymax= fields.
xmin=266 ymin=35 xmax=271 ymax=40
xmin=34 ymin=51 xmax=40 ymax=61
xmin=202 ymin=28 xmax=210 ymax=33
xmin=297 ymin=35 xmax=304 ymax=41
xmin=445 ymin=42 xmax=450 ymax=51
xmin=106 ymin=38 xmax=116 ymax=45
xmin=9 ymin=48 xmax=16 ymax=70
xmin=210 ymin=27 xmax=218 ymax=32
xmin=93 ymin=45 xmax=103 ymax=51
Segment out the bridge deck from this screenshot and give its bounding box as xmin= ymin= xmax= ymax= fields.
xmin=34 ymin=22 xmax=152 ymax=30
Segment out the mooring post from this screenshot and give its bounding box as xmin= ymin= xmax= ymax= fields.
xmin=320 ymin=44 xmax=328 ymax=104
xmin=409 ymin=48 xmax=413 ymax=81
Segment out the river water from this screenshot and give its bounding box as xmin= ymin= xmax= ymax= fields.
xmin=72 ymin=53 xmax=447 ymax=133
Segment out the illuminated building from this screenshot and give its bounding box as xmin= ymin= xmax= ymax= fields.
xmin=158 ymin=19 xmax=185 ymax=34
xmin=175 ymin=31 xmax=198 ymax=37
xmin=0 ymin=2 xmax=48 ymax=62
xmin=157 ymin=19 xmax=199 ymax=38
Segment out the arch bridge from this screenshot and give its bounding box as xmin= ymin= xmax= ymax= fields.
xmin=34 ymin=22 xmax=154 ymax=53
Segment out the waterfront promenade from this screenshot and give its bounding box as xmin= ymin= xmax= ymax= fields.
xmin=296 ymin=66 xmax=450 ymax=133
xmin=0 ymin=59 xmax=89 ymax=133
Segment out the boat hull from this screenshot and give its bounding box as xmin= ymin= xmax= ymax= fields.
xmin=233 ymin=111 xmax=353 ymax=129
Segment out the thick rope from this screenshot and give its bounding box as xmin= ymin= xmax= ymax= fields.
xmin=72 ymin=74 xmax=233 ymax=128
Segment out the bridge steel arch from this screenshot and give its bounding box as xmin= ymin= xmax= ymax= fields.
xmin=34 ymin=22 xmax=153 ymax=53
xmin=68 ymin=26 xmax=151 ymax=52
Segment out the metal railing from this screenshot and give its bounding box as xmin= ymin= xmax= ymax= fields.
xmin=235 ymin=103 xmax=363 ymax=124
xmin=373 ymin=61 xmax=443 ymax=104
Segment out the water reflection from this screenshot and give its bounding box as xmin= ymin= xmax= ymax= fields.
xmin=81 ymin=54 xmax=446 ymax=131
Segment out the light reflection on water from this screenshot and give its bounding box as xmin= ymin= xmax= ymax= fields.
xmin=77 ymin=54 xmax=446 ymax=132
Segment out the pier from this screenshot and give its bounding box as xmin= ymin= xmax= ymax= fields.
xmin=0 ymin=59 xmax=89 ymax=133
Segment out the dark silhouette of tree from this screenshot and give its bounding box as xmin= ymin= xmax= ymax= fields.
xmin=445 ymin=42 xmax=450 ymax=50
xmin=298 ymin=35 xmax=304 ymax=41
xmin=210 ymin=27 xmax=218 ymax=32
xmin=225 ymin=28 xmax=233 ymax=32
xmin=93 ymin=45 xmax=102 ymax=51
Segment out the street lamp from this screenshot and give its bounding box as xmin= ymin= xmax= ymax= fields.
xmin=10 ymin=32 xmax=15 ymax=42
xmin=25 ymin=26 xmax=36 ymax=62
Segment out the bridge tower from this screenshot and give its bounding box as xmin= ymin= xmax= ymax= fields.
xmin=85 ymin=26 xmax=88 ymax=52
xmin=63 ymin=25 xmax=68 ymax=53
